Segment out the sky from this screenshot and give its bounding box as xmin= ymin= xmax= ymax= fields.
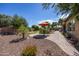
xmin=0 ymin=3 xmax=60 ymax=27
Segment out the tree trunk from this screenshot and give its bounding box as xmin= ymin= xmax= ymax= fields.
xmin=22 ymin=32 xmax=25 ymax=39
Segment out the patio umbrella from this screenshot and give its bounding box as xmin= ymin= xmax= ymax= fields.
xmin=38 ymin=22 xmax=49 ymax=34
xmin=39 ymin=22 xmax=49 ymax=26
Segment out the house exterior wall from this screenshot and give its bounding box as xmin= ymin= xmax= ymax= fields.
xmin=0 ymin=27 xmax=17 ymax=35
xmin=66 ymin=19 xmax=79 ymax=41
xmin=66 ymin=19 xmax=75 ymax=31
xmin=73 ymin=20 xmax=79 ymax=40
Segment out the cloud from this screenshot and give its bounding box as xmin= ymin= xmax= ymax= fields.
xmin=38 ymin=19 xmax=58 ymax=24
xmin=38 ymin=20 xmax=52 ymax=24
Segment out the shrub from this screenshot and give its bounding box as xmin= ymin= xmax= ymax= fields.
xmin=21 ymin=45 xmax=37 ymax=56
xmin=39 ymin=28 xmax=49 ymax=34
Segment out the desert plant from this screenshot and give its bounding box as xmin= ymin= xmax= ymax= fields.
xmin=18 ymin=25 xmax=29 ymax=39
xmin=21 ymin=45 xmax=37 ymax=56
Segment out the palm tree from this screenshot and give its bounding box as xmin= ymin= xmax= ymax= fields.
xmin=42 ymin=3 xmax=79 ymax=17
xmin=42 ymin=3 xmax=79 ymax=33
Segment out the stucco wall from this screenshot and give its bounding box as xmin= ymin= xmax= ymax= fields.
xmin=0 ymin=27 xmax=17 ymax=35
xmin=74 ymin=21 xmax=79 ymax=40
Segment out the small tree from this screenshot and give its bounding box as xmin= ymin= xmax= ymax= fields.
xmin=31 ymin=25 xmax=39 ymax=31
xmin=18 ymin=25 xmax=29 ymax=39
xmin=12 ymin=15 xmax=28 ymax=29
xmin=51 ymin=22 xmax=58 ymax=30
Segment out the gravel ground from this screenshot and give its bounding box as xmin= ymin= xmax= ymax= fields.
xmin=0 ymin=35 xmax=68 ymax=56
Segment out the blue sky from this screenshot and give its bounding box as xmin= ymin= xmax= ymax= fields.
xmin=0 ymin=3 xmax=60 ymax=27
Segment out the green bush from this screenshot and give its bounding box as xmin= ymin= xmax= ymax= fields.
xmin=21 ymin=45 xmax=37 ymax=56
xmin=39 ymin=28 xmax=49 ymax=34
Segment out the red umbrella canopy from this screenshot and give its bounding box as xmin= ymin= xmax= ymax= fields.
xmin=39 ymin=22 xmax=49 ymax=26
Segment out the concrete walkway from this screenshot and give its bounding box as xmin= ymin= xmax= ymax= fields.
xmin=46 ymin=31 xmax=79 ymax=56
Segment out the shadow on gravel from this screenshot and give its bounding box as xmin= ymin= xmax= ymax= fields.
xmin=33 ymin=35 xmax=48 ymax=39
xmin=9 ymin=38 xmax=26 ymax=43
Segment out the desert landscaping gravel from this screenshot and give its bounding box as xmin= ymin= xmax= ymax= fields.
xmin=0 ymin=35 xmax=68 ymax=56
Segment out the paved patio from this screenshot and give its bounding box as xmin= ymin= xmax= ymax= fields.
xmin=46 ymin=31 xmax=79 ymax=56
